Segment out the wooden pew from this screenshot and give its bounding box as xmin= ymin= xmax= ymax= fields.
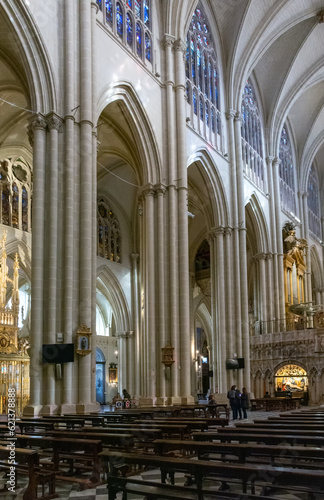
xmin=104 ymin=421 xmax=189 ymax=439
xmin=44 ymin=430 xmax=135 ymax=450
xmin=137 ymin=417 xmax=229 ymax=428
xmin=134 ymin=418 xmax=209 ymax=431
xmin=153 ymin=438 xmax=324 ymax=467
xmin=10 ymin=434 xmax=103 ymax=486
xmin=100 ymin=450 xmax=324 ymax=498
xmin=77 ymin=425 xmax=163 ymax=443
xmin=191 ymin=430 xmax=324 ymax=446
xmin=42 ymin=414 xmax=105 ymax=426
xmin=21 ymin=417 xmax=85 ymax=429
xmin=0 ymin=445 xmax=57 ymax=500
xmin=247 ymin=421 xmax=324 ymax=431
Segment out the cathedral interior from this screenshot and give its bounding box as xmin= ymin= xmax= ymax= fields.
xmin=0 ymin=0 xmax=324 ymax=415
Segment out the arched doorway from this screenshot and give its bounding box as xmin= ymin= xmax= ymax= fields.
xmin=96 ymin=347 xmax=106 ymax=405
xmin=275 ymin=363 xmax=308 ymax=396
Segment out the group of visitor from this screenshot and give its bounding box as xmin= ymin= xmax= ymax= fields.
xmin=227 ymin=385 xmax=249 ymax=420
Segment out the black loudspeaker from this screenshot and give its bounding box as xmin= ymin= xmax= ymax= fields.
xmin=226 ymin=358 xmax=239 ymax=370
xmin=208 ymin=370 xmax=213 ymax=377
xmin=237 ymin=357 xmax=245 ymax=369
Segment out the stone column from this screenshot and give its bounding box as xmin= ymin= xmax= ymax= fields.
xmin=43 ymin=113 xmax=62 ymax=415
xmin=208 ymin=231 xmax=217 ymax=393
xmin=266 ymin=157 xmax=280 ymax=324
xmin=131 ymin=253 xmax=140 ymax=399
xmin=174 ymin=39 xmax=193 ymax=403
xmin=77 ymin=0 xmax=98 ymax=413
xmin=265 ymin=253 xmax=274 ymax=332
xmin=273 ymin=158 xmax=285 ymax=324
xmin=214 ymin=227 xmax=226 ymax=393
xmin=23 ymin=115 xmax=47 ymax=416
xmin=140 ymin=186 xmax=156 ymax=405
xmin=61 ymin=0 xmax=76 ymax=415
xmin=255 ymin=253 xmax=267 ymax=335
xmin=224 ymin=227 xmax=235 ymax=388
xmin=226 ymin=111 xmax=241 ymax=362
xmin=156 ymin=185 xmax=167 ymax=405
xmin=163 ymin=35 xmax=180 ymax=404
xmin=234 ymin=112 xmax=250 ymax=389
xmin=302 ymin=193 xmax=312 ymax=304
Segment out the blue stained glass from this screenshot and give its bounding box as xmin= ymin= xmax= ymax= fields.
xmin=135 ymin=0 xmax=141 ymax=17
xmin=127 ymin=0 xmax=132 ymax=7
xmin=203 ymin=23 xmax=208 ymax=33
xmin=22 ymin=186 xmax=28 ymax=231
xmin=197 ymin=46 xmax=202 ymax=89
xmin=197 ymin=34 xmax=202 ymax=44
xmin=203 ymin=36 xmax=208 ymax=46
xmin=97 ymin=0 xmax=102 ymax=11
xmin=205 ymin=103 xmax=209 ymax=125
xmin=144 ymin=0 xmax=149 ymax=27
xmin=209 ymin=61 xmax=213 ymax=102
xmin=196 ymin=8 xmax=202 ymax=18
xmin=197 ymin=21 xmax=202 ymax=31
xmin=203 ymin=53 xmax=207 ymax=98
xmin=192 ymin=21 xmax=196 ymax=30
xmin=116 ymin=3 xmax=123 ymax=37
xmin=193 ymin=90 xmax=197 ymax=115
xmin=216 ymin=113 xmax=220 ymax=134
xmin=126 ymin=14 xmax=133 ymax=46
xmin=186 ymin=81 xmax=190 ymax=103
xmin=191 ymin=39 xmax=195 ymax=79
xmin=214 ymin=68 xmax=219 ymax=108
xmin=2 ymin=184 xmax=9 ymax=226
xmin=136 ymin=23 xmax=142 ymax=57
xmin=200 ymin=97 xmax=203 ymax=120
xmin=105 ymin=0 xmax=112 ymax=25
xmin=186 ymin=39 xmax=189 ymax=78
xmin=211 ymin=109 xmax=215 ymax=132
xmin=145 ymin=32 xmax=151 ymax=60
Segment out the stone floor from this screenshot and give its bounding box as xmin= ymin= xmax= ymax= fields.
xmin=0 ymin=406 xmax=322 ymax=500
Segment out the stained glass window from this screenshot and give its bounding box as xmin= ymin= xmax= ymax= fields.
xmin=97 ymin=0 xmax=102 ymax=11
xmin=136 ymin=23 xmax=142 ymax=57
xmin=2 ymin=184 xmax=10 ymax=226
xmin=126 ymin=13 xmax=133 ymax=46
xmin=186 ymin=3 xmax=221 ymax=147
xmin=99 ymin=0 xmax=152 ymax=66
xmin=22 ymin=187 xmax=28 ymax=232
xmin=106 ymin=0 xmax=113 ymax=25
xmin=12 ymin=183 xmax=19 ymax=229
xmin=307 ymin=164 xmax=321 ymax=238
xmin=145 ymin=32 xmax=151 ymax=61
xmin=279 ymin=124 xmax=296 ymax=215
xmin=135 ymin=0 xmax=141 ymax=17
xmin=116 ymin=3 xmax=123 ymax=37
xmin=143 ymin=0 xmax=149 ymax=27
xmin=241 ymin=79 xmax=265 ymax=191
xmin=97 ymin=199 xmax=121 ymax=263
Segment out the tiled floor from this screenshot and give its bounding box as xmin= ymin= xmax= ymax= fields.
xmin=0 ymin=407 xmax=322 ymax=500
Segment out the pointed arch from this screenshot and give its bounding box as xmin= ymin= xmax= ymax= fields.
xmin=96 ymin=265 xmax=131 ymax=333
xmin=245 ymin=193 xmax=271 ymax=253
xmin=310 ymin=245 xmax=323 ymax=289
xmin=1 ymin=0 xmax=57 ymax=112
xmin=97 ymin=81 xmax=162 ymax=186
xmin=187 ymin=148 xmax=230 ymax=229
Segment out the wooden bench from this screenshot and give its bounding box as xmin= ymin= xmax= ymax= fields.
xmin=78 ymin=425 xmax=163 ymax=443
xmin=100 ymin=450 xmax=324 ymax=498
xmin=42 ymin=414 xmax=105 ymax=426
xmin=107 ymin=475 xmax=282 ymax=500
xmin=138 ymin=417 xmax=228 ymax=429
xmin=11 ymin=434 xmax=103 ymax=486
xmin=0 ymin=445 xmax=57 ymax=500
xmin=107 ymin=421 xmax=189 ymax=439
xmin=192 ymin=430 xmax=324 ymax=446
xmin=134 ymin=419 xmax=209 ymax=431
xmin=44 ymin=429 xmax=135 ymax=450
xmin=246 ymin=421 xmax=324 ymax=431
xmin=153 ymin=438 xmax=324 ymax=468
xmin=21 ymin=417 xmax=85 ymax=429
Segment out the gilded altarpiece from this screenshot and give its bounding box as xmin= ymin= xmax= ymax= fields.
xmin=0 ymin=232 xmax=29 ymax=414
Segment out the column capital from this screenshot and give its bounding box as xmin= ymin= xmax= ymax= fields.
xmin=140 ymin=183 xmax=155 ymax=197
xmin=208 ymin=226 xmax=224 ymax=240
xmin=46 ymin=112 xmax=63 ymax=132
xmin=273 ymin=157 xmax=281 ymax=166
xmin=91 ymin=1 xmax=99 ymax=13
xmin=131 ymin=253 xmax=139 ymax=263
xmin=254 ymin=252 xmax=267 ymax=261
xmin=265 ymin=156 xmax=275 ymax=165
xmin=116 ymin=331 xmax=134 ymax=339
xmin=173 ymin=38 xmax=186 ymax=54
xmin=162 ymin=34 xmax=175 ymax=49
xmin=225 ymin=110 xmax=236 ymax=120
xmin=265 ymin=252 xmax=273 ymax=260
xmin=155 ymin=183 xmax=167 ymax=196
xmin=224 ymin=226 xmax=232 ymax=236
xmin=27 ymin=114 xmax=47 ymax=147
xmin=234 ymin=111 xmax=242 ymax=122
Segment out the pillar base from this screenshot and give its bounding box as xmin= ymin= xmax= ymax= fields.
xmin=138 ymin=397 xmax=156 ymax=407
xmin=42 ymin=404 xmax=60 ymax=416
xmin=155 ymin=397 xmax=167 ymax=407
xmin=166 ymin=396 xmax=182 ymax=405
xmin=60 ymin=403 xmax=77 ymax=415
xmin=23 ymin=404 xmax=43 ymax=417
xmin=180 ymin=395 xmax=195 ymax=405
xmin=76 ymin=402 xmax=100 ymax=414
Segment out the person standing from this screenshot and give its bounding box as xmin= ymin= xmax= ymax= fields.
xmin=241 ymin=387 xmax=249 ymax=419
xmin=227 ymin=385 xmax=239 ymax=420
xmin=236 ymin=387 xmax=242 ymax=419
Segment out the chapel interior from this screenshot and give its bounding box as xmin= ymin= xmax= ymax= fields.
xmin=0 ymin=0 xmax=324 ymax=416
